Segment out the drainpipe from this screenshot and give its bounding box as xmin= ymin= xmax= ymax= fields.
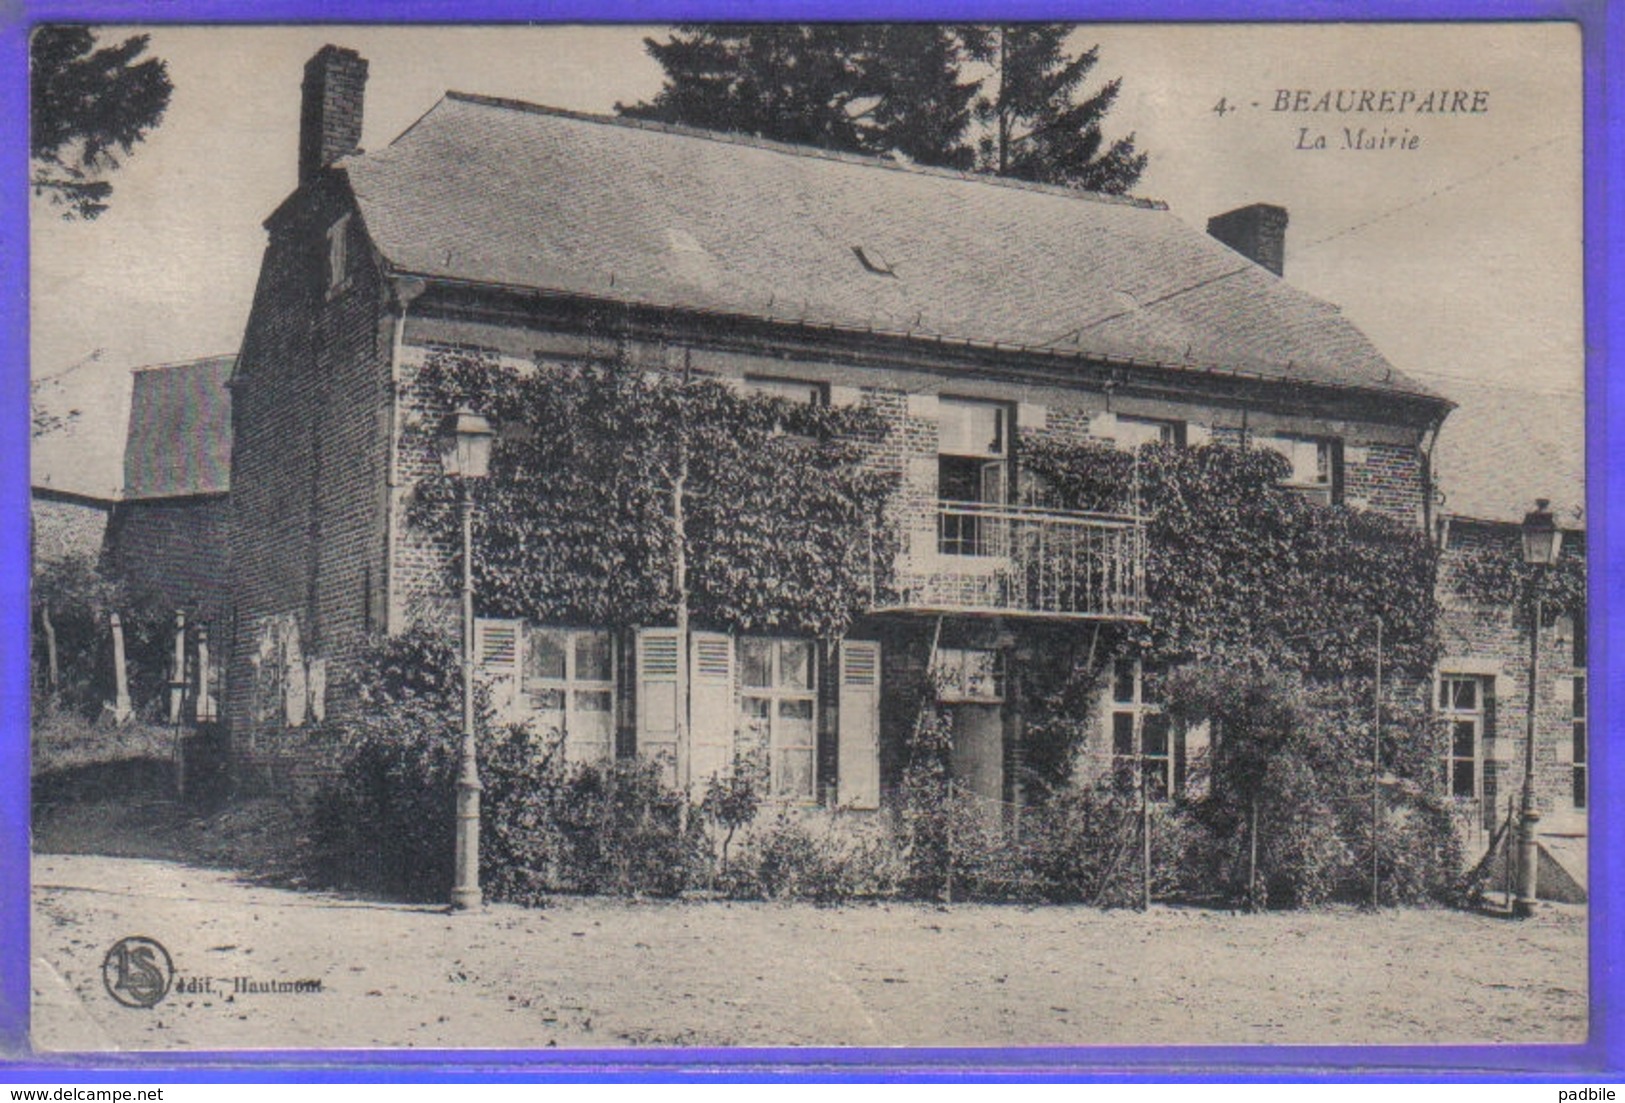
xmin=384 ymin=274 xmax=428 ymax=634
xmin=1419 ymin=412 xmax=1445 ymax=542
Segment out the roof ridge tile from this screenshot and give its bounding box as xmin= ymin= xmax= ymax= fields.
xmin=441 ymin=90 xmax=1169 ymax=211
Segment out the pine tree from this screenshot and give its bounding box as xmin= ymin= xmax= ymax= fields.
xmin=619 ymin=25 xmax=979 ymax=169
xmin=963 ymin=25 xmax=1147 ymax=194
xmin=31 ymin=27 xmax=173 ymax=220
xmin=621 ymin=23 xmax=1146 ymax=194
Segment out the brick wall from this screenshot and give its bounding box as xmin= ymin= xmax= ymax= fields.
xmin=1437 ymin=518 xmax=1587 ymax=835
xmin=105 ymin=495 xmax=232 ymax=624
xmin=227 ymin=180 xmax=391 ymax=749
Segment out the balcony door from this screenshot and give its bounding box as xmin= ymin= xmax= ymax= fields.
xmin=938 ymin=397 xmax=1011 ymax=557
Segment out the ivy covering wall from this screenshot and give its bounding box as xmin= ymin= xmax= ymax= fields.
xmin=411 ymin=348 xmax=900 ymax=640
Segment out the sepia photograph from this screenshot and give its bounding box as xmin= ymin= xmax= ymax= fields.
xmin=26 ymin=21 xmax=1588 ymax=1055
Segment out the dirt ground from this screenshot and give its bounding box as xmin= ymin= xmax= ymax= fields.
xmin=31 ymin=851 xmax=1588 ymax=1052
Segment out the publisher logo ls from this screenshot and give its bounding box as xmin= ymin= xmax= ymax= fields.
xmin=102 ymin=936 xmax=173 ymax=1009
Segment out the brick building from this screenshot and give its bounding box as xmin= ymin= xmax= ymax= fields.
xmin=32 ymin=355 xmax=235 ymax=718
xmin=227 ymin=46 xmax=1456 ymax=809
xmin=1432 ymin=380 xmax=1587 ymax=899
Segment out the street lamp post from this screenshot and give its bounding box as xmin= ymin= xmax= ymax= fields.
xmin=1514 ymin=498 xmax=1562 ymax=919
xmin=439 ymin=407 xmax=495 ymax=912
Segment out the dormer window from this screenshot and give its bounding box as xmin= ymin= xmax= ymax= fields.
xmin=1256 ymin=433 xmax=1340 ymax=505
xmin=326 ymin=214 xmax=351 ymax=297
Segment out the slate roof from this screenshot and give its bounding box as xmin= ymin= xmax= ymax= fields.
xmin=342 ymin=94 xmax=1441 ymax=404
xmin=1434 ymin=378 xmax=1585 ymax=530
xmin=123 ymin=355 xmax=234 ymax=499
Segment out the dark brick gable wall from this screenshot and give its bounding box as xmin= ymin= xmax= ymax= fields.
xmin=105 ymin=496 xmax=232 ymax=625
xmin=227 ymin=179 xmax=392 ymax=748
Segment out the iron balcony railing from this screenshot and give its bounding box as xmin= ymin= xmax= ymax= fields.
xmin=877 ymin=500 xmax=1149 ymax=621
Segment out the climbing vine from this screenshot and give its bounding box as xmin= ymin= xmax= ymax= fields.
xmin=410 ymin=348 xmax=900 ymax=640
xmin=1020 ymin=436 xmax=1441 ymax=679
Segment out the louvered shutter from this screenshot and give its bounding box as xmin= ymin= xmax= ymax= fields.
xmin=475 ymin=618 xmax=522 ymax=722
xmin=837 ymin=640 xmax=882 ymax=809
xmin=635 ymin=627 xmax=681 ymax=785
xmin=689 ymin=631 xmax=736 ymax=794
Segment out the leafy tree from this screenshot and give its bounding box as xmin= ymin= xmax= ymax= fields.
xmin=961 ymin=25 xmax=1147 ymax=193
xmin=31 ymin=26 xmax=173 ymax=220
xmin=621 ymin=23 xmax=1145 ymax=191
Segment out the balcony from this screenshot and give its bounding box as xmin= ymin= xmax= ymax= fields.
xmin=876 ymin=501 xmax=1149 ymax=621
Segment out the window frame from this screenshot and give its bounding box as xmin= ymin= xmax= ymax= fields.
xmin=1255 ymin=432 xmax=1341 ymax=505
xmin=1107 ymin=658 xmax=1177 ymax=799
xmin=325 ymin=213 xmax=352 ymax=298
xmin=937 ymin=396 xmax=1015 ymax=557
xmin=931 ymin=646 xmax=1006 ymax=703
xmin=740 ymin=637 xmax=819 ymax=804
xmin=741 ymin=375 xmax=827 ymax=406
xmin=521 ymin=625 xmax=617 ymax=764
xmin=1572 ymin=672 xmax=1587 ymax=810
xmin=1437 ymin=673 xmax=1486 ymax=800
xmin=1114 ymin=414 xmax=1187 ymax=450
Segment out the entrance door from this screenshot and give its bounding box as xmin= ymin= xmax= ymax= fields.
xmin=951 ymin=704 xmax=1004 ymax=805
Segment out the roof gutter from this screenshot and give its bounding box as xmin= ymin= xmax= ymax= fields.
xmin=385 ymin=267 xmax=1457 ymax=417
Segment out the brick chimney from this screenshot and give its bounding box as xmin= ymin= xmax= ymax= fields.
xmin=298 ymin=45 xmax=369 ymax=186
xmin=1206 ymin=203 xmax=1289 ymax=277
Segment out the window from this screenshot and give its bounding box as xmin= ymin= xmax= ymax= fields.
xmin=741 ymin=638 xmax=818 ymax=802
xmin=742 ymin=376 xmax=825 ymax=406
xmin=325 ymin=214 xmax=351 ymax=296
xmin=1437 ymin=675 xmax=1485 ymax=799
xmin=938 ymin=397 xmax=1011 ymax=556
xmin=1572 ymin=674 xmax=1587 ymax=810
xmin=1256 ymin=433 xmax=1339 ymax=504
xmin=1108 ymin=658 xmax=1176 ymax=798
xmin=523 ymin=627 xmax=616 ymax=764
xmin=931 ymin=647 xmax=1005 ymax=702
xmin=1114 ymin=415 xmax=1185 ymax=449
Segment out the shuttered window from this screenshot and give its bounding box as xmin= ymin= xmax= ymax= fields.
xmin=837 ymin=640 xmax=882 ymax=809
xmin=741 ymin=638 xmax=818 ymax=803
xmin=523 ymin=627 xmax=615 ymax=764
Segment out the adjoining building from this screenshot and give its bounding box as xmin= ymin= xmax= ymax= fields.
xmin=1432 ymin=379 xmax=1587 ymax=901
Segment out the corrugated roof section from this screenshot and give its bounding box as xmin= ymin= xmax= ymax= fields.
xmin=343 ymin=94 xmax=1440 ymax=402
xmin=123 ymin=356 xmax=235 ymax=499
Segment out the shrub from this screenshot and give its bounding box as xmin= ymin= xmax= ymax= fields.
xmin=545 ymin=756 xmax=710 ymax=897
xmin=309 ymin=626 xmax=708 ymax=903
xmin=32 ymin=554 xmax=172 ymax=720
xmin=736 ymin=810 xmax=903 ymax=903
xmin=307 ymin=694 xmax=460 ymax=901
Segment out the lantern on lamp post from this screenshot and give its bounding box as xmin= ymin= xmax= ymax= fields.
xmin=439 ymin=407 xmax=495 ymax=911
xmin=1514 ymin=498 xmax=1562 ymax=919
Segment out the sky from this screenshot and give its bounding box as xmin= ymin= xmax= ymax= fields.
xmin=29 ymin=23 xmax=1584 ymax=503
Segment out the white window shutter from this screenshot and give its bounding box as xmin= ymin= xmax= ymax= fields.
xmin=475 ymin=618 xmax=523 ymax=722
xmin=635 ymin=627 xmax=681 ymax=785
xmin=837 ymin=640 xmax=882 ymax=809
xmin=689 ymin=631 xmax=736 ymax=795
